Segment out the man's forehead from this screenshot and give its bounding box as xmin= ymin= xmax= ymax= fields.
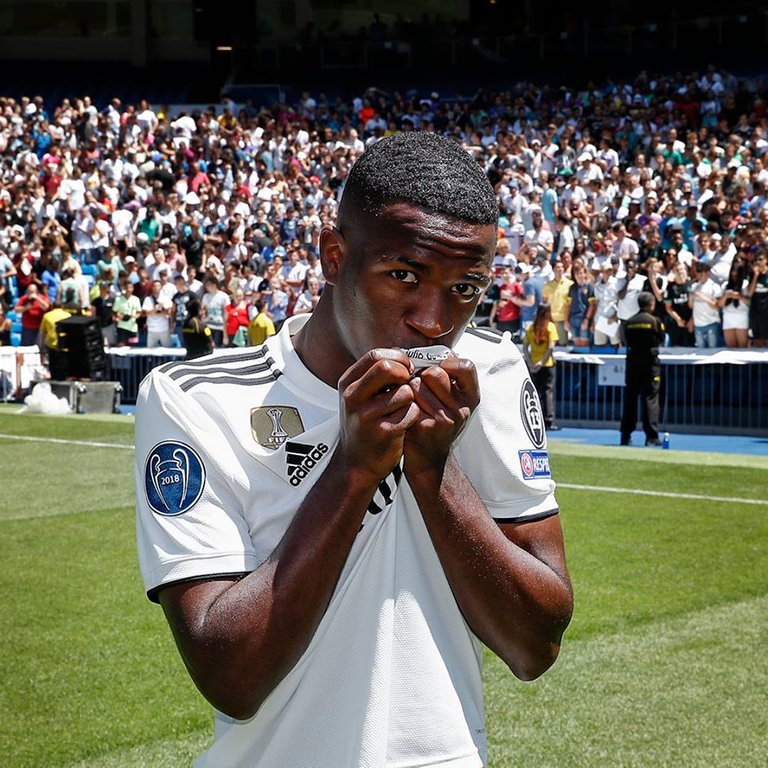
xmin=348 ymin=201 xmax=496 ymax=248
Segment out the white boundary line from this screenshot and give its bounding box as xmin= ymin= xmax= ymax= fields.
xmin=559 ymin=483 xmax=768 ymax=506
xmin=1 ymin=433 xmax=765 ymax=507
xmin=0 ymin=433 xmax=132 ymax=450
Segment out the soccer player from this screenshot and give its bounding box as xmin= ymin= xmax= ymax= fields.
xmin=135 ymin=132 xmax=573 ymax=767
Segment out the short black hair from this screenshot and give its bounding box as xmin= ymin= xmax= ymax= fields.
xmin=637 ymin=291 xmax=655 ymax=310
xmin=339 ymin=132 xmax=498 ymax=226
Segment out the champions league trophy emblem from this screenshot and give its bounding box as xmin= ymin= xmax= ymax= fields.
xmin=150 ymin=448 xmax=191 ymax=513
xmin=267 ymin=407 xmax=290 ymax=448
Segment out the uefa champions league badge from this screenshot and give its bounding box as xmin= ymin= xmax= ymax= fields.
xmin=145 ymin=441 xmax=205 ymax=516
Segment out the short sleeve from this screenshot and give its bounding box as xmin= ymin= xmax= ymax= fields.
xmin=453 ymin=332 xmax=558 ymax=523
xmin=135 ymin=370 xmax=259 ymax=601
xmin=548 ymin=322 xmax=559 ymax=344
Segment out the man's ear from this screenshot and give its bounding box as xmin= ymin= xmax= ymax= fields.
xmin=319 ymin=226 xmax=344 ymax=286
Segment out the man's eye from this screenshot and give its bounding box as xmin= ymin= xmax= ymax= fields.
xmin=454 ymin=283 xmax=481 ymax=298
xmin=391 ymin=270 xmax=417 ymax=283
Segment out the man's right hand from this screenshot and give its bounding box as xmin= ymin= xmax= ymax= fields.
xmin=336 ymin=349 xmax=420 ymax=484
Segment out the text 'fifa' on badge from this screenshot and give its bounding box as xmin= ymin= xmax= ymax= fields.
xmin=520 ymin=379 xmax=546 ymax=449
xmin=251 ymin=405 xmax=305 ymax=450
xmin=518 ymin=450 xmax=552 ymax=480
xmin=145 ymin=441 xmax=205 ymax=516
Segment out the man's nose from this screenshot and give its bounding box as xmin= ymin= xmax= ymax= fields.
xmin=405 ymin=287 xmax=454 ymax=340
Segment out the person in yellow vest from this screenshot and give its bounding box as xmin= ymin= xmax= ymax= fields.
xmin=247 ymin=299 xmax=276 ymax=346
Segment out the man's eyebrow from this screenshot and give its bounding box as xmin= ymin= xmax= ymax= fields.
xmin=465 ymin=271 xmax=492 ymax=284
xmin=381 ymin=255 xmax=491 ymax=282
xmin=380 ymin=254 xmax=428 ymax=271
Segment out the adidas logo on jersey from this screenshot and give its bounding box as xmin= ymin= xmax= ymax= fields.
xmin=285 ymin=441 xmax=330 ymax=486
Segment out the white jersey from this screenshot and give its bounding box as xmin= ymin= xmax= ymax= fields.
xmin=135 ymin=315 xmax=559 ymax=768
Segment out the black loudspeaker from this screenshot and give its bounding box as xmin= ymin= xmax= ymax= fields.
xmin=56 ymin=315 xmax=106 ymax=380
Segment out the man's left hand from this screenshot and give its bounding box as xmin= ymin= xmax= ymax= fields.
xmin=403 ymin=357 xmax=480 ymax=479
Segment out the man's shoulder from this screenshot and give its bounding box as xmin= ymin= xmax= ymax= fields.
xmin=455 ymin=326 xmax=524 ymax=370
xmin=151 ymin=341 xmax=283 ymax=396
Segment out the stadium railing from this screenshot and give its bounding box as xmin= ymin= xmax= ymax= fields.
xmin=554 ymin=349 xmax=768 ymax=435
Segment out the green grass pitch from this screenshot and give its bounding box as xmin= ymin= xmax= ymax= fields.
xmin=1 ymin=407 xmax=766 ymax=767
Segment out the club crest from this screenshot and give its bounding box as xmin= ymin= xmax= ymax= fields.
xmin=251 ymin=406 xmax=305 ymax=450
xmin=144 ymin=441 xmax=205 ymax=516
xmin=520 ymin=380 xmax=546 ymax=449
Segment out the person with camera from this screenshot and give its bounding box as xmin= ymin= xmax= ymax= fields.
xmin=112 ymin=281 xmax=141 ymax=346
xmin=14 ymin=283 xmax=50 ymax=347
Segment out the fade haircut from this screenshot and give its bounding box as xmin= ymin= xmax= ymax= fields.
xmin=339 ymin=132 xmax=498 ymax=226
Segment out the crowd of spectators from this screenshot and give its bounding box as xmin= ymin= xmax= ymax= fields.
xmin=1 ymin=64 xmax=768 ymax=371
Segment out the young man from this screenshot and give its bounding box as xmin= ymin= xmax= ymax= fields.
xmin=688 ymin=262 xmax=723 ymax=348
xmin=135 ymin=133 xmax=572 ymax=768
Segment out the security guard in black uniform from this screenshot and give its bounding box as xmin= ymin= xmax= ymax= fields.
xmin=620 ymin=291 xmax=665 ymax=446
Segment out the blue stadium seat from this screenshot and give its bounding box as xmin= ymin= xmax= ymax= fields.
xmin=81 ymin=264 xmax=98 ymax=278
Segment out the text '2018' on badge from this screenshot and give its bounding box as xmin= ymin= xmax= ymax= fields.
xmin=145 ymin=441 xmax=206 ymax=516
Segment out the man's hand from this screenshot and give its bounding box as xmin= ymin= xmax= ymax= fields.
xmin=337 ymin=349 xmax=421 ymax=484
xmin=403 ymin=357 xmax=480 ymax=478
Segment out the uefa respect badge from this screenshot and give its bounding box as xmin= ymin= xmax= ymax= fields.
xmin=144 ymin=441 xmax=205 ymax=516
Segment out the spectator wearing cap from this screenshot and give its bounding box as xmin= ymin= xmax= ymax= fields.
xmin=593 ymin=261 xmax=621 ymax=348
xmin=515 ymin=250 xmax=545 ymax=334
xmin=688 ymin=262 xmax=723 ymax=348
xmin=279 ymin=203 xmax=298 ymax=243
xmin=576 ymin=152 xmax=603 ymax=185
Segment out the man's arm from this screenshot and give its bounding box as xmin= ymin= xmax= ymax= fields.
xmin=403 ymin=360 xmax=573 ymax=680
xmin=156 ymin=350 xmax=421 ymax=721
xmin=513 ymin=283 xmax=536 ymax=308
